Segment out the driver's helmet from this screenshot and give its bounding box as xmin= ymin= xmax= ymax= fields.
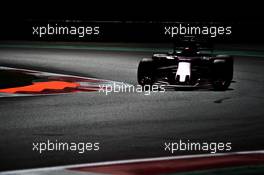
xmin=182 ymin=45 xmax=198 ymax=55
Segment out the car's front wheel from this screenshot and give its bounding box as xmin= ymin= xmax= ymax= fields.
xmin=137 ymin=58 xmax=155 ymax=86
xmin=212 ymin=55 xmax=233 ymax=90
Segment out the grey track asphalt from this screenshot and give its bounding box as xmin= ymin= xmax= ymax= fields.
xmin=0 ymin=46 xmax=264 ymax=171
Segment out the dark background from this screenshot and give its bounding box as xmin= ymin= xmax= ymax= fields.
xmin=0 ymin=2 xmax=263 ymax=43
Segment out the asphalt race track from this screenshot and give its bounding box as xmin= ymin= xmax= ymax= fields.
xmin=0 ymin=44 xmax=264 ymax=171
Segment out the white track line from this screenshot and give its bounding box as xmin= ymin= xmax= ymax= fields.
xmin=1 ymin=150 xmax=264 ymax=174
xmin=0 ymin=66 xmax=114 ymax=83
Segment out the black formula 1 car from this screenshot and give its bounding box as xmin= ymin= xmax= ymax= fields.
xmin=137 ymin=41 xmax=233 ymax=90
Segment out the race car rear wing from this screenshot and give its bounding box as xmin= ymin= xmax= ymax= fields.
xmin=172 ymin=36 xmax=214 ymax=53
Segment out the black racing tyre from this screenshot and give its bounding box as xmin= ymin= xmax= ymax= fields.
xmin=137 ymin=58 xmax=155 ymax=86
xmin=212 ymin=55 xmax=233 ymax=91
